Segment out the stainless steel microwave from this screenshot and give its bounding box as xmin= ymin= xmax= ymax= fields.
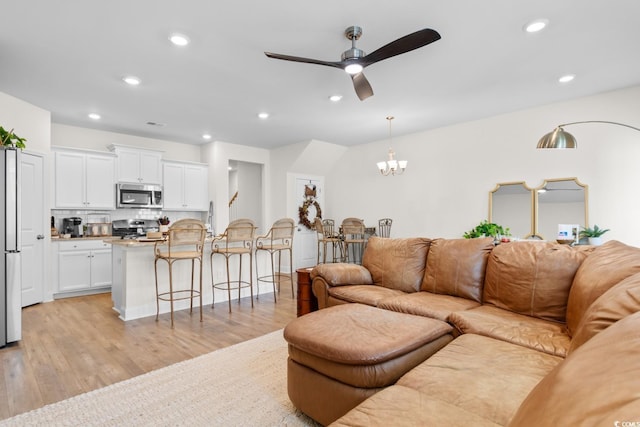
xmin=116 ymin=183 xmax=163 ymax=209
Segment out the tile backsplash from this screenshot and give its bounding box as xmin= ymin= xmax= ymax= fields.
xmin=51 ymin=209 xmax=206 ymax=234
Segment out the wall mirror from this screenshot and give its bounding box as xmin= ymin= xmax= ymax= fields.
xmin=534 ymin=177 xmax=589 ymax=241
xmin=489 ymin=182 xmax=535 ymax=238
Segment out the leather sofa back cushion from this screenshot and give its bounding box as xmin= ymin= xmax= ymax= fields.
xmin=569 ymin=271 xmax=640 ymax=353
xmin=508 ymin=310 xmax=640 ymax=427
xmin=483 ymin=241 xmax=590 ymax=322
xmin=566 ymin=240 xmax=640 ymax=336
xmin=421 ymin=238 xmax=494 ymax=303
xmin=362 ymin=237 xmax=431 ymax=293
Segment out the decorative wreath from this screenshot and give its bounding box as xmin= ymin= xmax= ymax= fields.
xmin=298 ymin=199 xmax=322 ymax=230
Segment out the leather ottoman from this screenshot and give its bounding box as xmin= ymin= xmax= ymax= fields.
xmin=284 ymin=303 xmax=454 ymax=425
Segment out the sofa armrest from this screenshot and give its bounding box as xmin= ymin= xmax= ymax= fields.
xmin=311 ymin=263 xmax=373 ymax=286
xmin=311 ymin=264 xmax=373 ymax=309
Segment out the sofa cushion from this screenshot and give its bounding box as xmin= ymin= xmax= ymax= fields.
xmin=330 ymin=384 xmax=502 ymax=427
xmin=449 ymin=305 xmax=570 ymax=357
xmin=377 ymin=292 xmax=480 ymax=321
xmin=566 ymin=240 xmax=640 ymax=336
xmin=328 ymin=285 xmax=405 ymax=307
xmin=569 ymin=271 xmax=640 ymax=353
xmin=421 ymin=237 xmax=494 ymax=302
xmin=508 ymin=310 xmax=640 ymax=427
xmin=483 ymin=241 xmax=590 ymax=323
xmin=396 ymin=334 xmax=561 ymax=426
xmin=362 ymin=237 xmax=431 ymax=293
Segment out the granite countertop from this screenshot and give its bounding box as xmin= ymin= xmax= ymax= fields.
xmin=51 ymin=235 xmax=116 ymax=242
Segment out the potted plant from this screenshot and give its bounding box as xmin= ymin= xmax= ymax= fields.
xmin=463 ymin=220 xmax=511 ymax=243
xmin=579 ymin=224 xmax=609 ymax=246
xmin=0 ymin=126 xmax=27 ymax=149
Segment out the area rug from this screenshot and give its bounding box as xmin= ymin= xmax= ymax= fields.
xmin=1 ymin=330 xmax=320 ymax=426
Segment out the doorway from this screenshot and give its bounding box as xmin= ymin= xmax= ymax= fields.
xmin=228 ymin=160 xmax=263 ymax=233
xmin=290 ymin=174 xmax=324 ymax=269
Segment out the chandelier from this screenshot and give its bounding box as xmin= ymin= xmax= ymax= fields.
xmin=376 ymin=116 xmax=407 ymax=176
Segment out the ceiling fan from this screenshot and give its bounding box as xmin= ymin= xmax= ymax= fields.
xmin=264 ymin=26 xmax=441 ymax=101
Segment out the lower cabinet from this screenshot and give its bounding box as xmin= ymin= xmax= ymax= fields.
xmin=52 ymin=240 xmax=112 ymax=297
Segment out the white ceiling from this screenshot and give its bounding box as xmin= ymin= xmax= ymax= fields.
xmin=2 ymin=1 xmax=640 ymax=149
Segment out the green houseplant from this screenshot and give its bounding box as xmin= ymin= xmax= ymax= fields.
xmin=0 ymin=126 xmax=27 ymax=149
xmin=463 ymin=220 xmax=511 ymax=240
xmin=579 ymin=224 xmax=609 ymax=246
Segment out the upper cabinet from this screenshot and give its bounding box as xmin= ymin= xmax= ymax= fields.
xmin=53 ymin=147 xmax=116 ymax=210
xmin=108 ymin=145 xmax=162 ymax=184
xmin=162 ymin=161 xmax=209 ymax=211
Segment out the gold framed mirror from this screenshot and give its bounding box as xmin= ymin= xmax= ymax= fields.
xmin=534 ymin=177 xmax=589 ymax=241
xmin=489 ymin=182 xmax=535 ymax=238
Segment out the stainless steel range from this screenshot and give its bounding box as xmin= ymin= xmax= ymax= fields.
xmin=111 ymin=219 xmax=160 ymax=239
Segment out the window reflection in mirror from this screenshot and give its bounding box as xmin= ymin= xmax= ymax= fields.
xmin=489 ymin=182 xmax=535 ymax=238
xmin=534 ymin=178 xmax=588 ymax=241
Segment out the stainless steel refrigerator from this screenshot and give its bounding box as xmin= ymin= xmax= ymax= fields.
xmin=1 ymin=147 xmax=21 ymax=347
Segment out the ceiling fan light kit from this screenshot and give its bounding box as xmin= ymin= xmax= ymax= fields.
xmin=265 ymin=25 xmax=440 ymax=100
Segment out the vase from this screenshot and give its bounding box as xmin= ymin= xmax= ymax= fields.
xmin=160 ymin=225 xmax=169 ymax=233
xmin=588 ymin=237 xmax=603 ymax=246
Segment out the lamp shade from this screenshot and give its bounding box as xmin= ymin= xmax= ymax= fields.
xmin=536 ymin=127 xmax=577 ymax=149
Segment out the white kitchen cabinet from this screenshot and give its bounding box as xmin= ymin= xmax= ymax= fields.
xmin=52 ymin=240 xmax=113 ymax=297
xmin=109 ymin=145 xmax=162 ymax=184
xmin=162 ymin=161 xmax=208 ymax=211
xmin=53 ymin=148 xmax=116 ymax=210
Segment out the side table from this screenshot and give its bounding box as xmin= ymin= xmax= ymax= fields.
xmin=296 ymin=267 xmax=318 ymax=316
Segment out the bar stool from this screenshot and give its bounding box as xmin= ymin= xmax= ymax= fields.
xmin=378 ymin=218 xmax=393 ymax=238
xmin=315 ymin=218 xmax=344 ymax=263
xmin=210 ymin=218 xmax=257 ymax=312
xmin=154 ymin=218 xmax=207 ymax=327
xmin=255 ymin=218 xmax=295 ymax=301
xmin=341 ymin=217 xmax=366 ymax=264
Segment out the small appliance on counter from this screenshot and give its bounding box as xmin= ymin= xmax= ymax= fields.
xmin=50 ymin=216 xmax=59 ymax=238
xmin=62 ymin=217 xmax=83 ymax=238
xmin=85 ymin=214 xmax=112 ymax=237
xmin=111 ymin=219 xmax=160 ymax=239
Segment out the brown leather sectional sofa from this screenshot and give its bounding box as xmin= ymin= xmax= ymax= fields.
xmin=285 ymin=237 xmax=640 ymax=426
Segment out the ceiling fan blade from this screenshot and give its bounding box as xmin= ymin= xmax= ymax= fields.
xmin=351 ymin=72 xmax=373 ymax=101
xmin=360 ymin=28 xmax=441 ymax=67
xmin=264 ymin=52 xmax=342 ymax=69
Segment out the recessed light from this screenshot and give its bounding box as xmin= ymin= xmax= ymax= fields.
xmin=329 ymin=95 xmax=343 ymax=102
xmin=524 ymin=19 xmax=549 ymax=33
xmin=123 ymin=76 xmax=141 ymax=86
xmin=88 ymin=113 xmax=101 ymax=120
xmin=169 ymin=33 xmax=190 ymax=46
xmin=202 ymin=133 xmax=212 ymax=140
xmin=258 ymin=112 xmax=269 ymax=119
xmin=558 ymin=74 xmax=575 ymax=83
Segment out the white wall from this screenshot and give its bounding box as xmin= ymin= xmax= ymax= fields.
xmin=200 ymin=140 xmax=270 ymax=236
xmin=0 ymin=92 xmax=51 ymax=153
xmin=52 ymin=124 xmax=201 ymax=161
xmin=322 ymin=85 xmax=640 ymax=246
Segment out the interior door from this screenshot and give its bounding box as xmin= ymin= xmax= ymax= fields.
xmin=20 ymin=152 xmax=45 ymax=307
xmin=291 ymin=175 xmax=324 ymax=269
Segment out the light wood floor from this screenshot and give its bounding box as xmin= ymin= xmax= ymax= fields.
xmin=0 ymin=287 xmax=298 ymax=420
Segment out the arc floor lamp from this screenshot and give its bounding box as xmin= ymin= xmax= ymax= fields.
xmin=537 ymin=120 xmax=640 ymax=149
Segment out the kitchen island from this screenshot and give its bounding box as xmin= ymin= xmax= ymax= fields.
xmin=108 ymin=238 xmax=265 ymax=321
